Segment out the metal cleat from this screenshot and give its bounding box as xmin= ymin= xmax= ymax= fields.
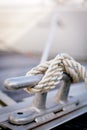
xmin=3 ymin=73 xmax=81 ymax=127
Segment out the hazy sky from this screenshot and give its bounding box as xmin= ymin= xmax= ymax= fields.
xmin=0 ymin=0 xmax=52 ymax=6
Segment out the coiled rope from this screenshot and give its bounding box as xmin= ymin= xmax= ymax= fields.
xmin=24 ymin=53 xmax=87 ymax=93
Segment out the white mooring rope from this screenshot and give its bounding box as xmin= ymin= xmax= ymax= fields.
xmin=25 ymin=53 xmax=87 ymax=93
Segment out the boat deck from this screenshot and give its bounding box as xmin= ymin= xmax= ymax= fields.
xmin=0 ymin=51 xmax=87 ymax=130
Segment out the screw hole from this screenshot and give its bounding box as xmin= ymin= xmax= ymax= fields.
xmin=17 ymin=112 xmax=23 ymax=115
xmin=76 ymin=102 xmax=79 ymax=106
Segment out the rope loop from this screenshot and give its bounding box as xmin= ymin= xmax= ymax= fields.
xmin=25 ymin=53 xmax=87 ymax=93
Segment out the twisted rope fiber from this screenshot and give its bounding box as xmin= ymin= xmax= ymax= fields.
xmin=24 ymin=53 xmax=87 ymax=93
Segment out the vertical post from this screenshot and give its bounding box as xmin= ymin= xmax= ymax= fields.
xmin=31 ymin=7 xmax=57 ymax=111
xmin=55 ymin=74 xmax=72 ymax=103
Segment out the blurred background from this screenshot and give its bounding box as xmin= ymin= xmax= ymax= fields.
xmin=0 ymin=0 xmax=87 ymax=59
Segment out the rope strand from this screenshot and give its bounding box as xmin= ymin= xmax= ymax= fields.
xmin=25 ymin=53 xmax=87 ymax=93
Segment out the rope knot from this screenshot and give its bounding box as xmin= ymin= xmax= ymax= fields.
xmin=25 ymin=53 xmax=87 ymax=93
